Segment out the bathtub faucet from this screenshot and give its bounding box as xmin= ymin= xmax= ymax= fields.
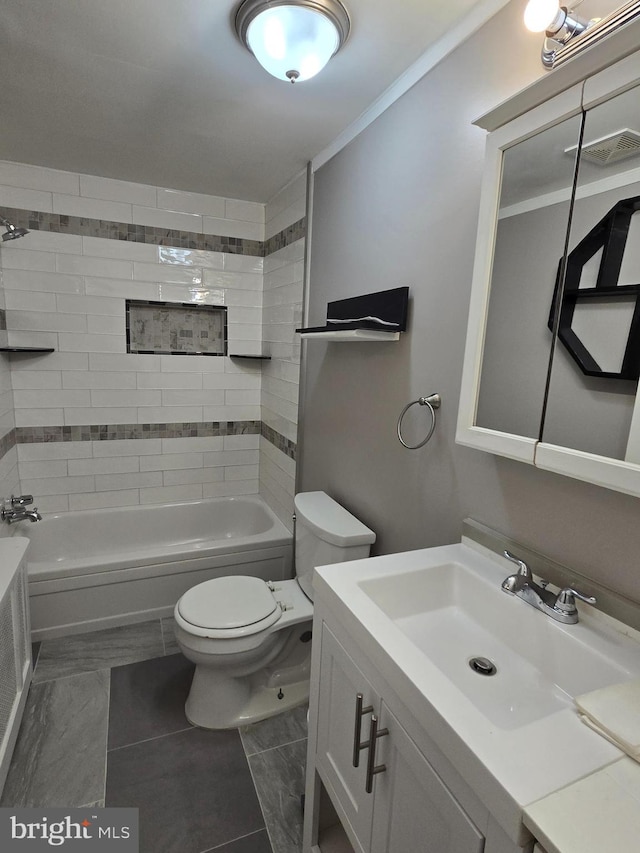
xmin=2 ymin=495 xmax=42 ymax=523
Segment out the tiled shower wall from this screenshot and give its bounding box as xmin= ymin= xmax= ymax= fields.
xmin=0 ymin=161 xmax=305 ymax=523
xmin=260 ymin=173 xmax=306 ymax=527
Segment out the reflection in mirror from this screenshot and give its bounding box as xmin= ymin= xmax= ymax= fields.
xmin=475 ymin=113 xmax=583 ymax=439
xmin=542 ymin=84 xmax=640 ymax=461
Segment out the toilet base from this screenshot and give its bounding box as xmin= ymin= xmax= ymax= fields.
xmin=185 ymin=669 xmax=309 ymax=729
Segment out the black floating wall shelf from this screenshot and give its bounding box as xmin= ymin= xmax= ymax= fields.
xmin=0 ymin=347 xmax=55 ymax=354
xmin=296 ymin=287 xmax=409 ymax=341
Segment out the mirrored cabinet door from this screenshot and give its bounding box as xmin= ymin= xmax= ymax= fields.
xmin=541 ymin=82 xmax=640 ymax=464
xmin=456 ymin=85 xmax=584 ymax=462
xmin=476 ymin=112 xmax=584 ymax=440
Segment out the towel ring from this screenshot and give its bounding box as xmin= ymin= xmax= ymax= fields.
xmin=396 ymin=393 xmax=441 ymax=450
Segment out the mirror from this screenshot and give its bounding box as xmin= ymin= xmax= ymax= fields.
xmin=475 ymin=113 xmax=583 ymax=439
xmin=542 ymin=83 xmax=640 ymax=462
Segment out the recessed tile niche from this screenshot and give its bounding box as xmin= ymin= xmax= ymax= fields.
xmin=126 ymin=300 xmax=227 ymax=356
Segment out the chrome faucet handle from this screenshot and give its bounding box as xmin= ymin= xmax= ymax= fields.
xmin=554 ymin=587 xmax=597 ymax=616
xmin=503 ymin=550 xmax=532 ymax=578
xmin=11 ymin=494 xmax=33 ymax=507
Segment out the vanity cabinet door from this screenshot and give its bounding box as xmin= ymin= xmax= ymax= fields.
xmin=316 ymin=624 xmax=378 ymax=852
xmin=371 ymin=701 xmax=484 ymax=853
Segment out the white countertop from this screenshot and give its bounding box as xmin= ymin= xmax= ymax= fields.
xmin=524 ymin=756 xmax=640 ymax=853
xmin=313 ymin=539 xmax=640 ymax=846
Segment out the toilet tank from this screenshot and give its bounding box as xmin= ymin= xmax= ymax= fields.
xmin=294 ymin=491 xmax=376 ymax=601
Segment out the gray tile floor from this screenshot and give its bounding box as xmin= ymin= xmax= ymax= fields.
xmin=1 ymin=619 xmax=307 ymax=853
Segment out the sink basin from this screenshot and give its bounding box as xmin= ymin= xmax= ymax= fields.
xmin=358 ymin=557 xmax=639 ymax=730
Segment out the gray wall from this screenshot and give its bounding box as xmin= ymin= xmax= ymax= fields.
xmin=298 ymin=0 xmax=640 ymax=607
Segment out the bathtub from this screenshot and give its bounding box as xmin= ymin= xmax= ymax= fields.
xmin=17 ymin=496 xmax=293 ymax=640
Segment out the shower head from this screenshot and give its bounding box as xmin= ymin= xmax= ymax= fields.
xmin=1 ymin=218 xmax=29 ymax=241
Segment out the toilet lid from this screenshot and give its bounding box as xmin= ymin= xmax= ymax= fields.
xmin=177 ymin=576 xmax=279 ymax=631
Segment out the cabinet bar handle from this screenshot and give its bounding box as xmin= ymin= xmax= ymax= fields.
xmin=352 ymin=693 xmax=374 ymax=767
xmin=365 ymin=714 xmax=388 ymax=793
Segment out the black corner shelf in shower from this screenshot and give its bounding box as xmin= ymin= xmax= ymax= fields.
xmin=0 ymin=347 xmax=55 ymax=353
xmin=229 ymin=354 xmax=271 ymax=360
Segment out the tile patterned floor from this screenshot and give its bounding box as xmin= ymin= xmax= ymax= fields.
xmin=1 ymin=619 xmax=307 ymax=853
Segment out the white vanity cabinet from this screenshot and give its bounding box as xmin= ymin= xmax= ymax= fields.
xmin=306 ymin=620 xmax=488 ymax=853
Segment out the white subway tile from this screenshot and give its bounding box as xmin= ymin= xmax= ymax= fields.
xmin=161 ymin=390 xmax=224 ymax=407
xmin=228 ymin=306 xmax=262 ymax=324
xmin=140 ymin=453 xmax=204 ymax=472
xmin=36 ymin=495 xmax=71 ymax=514
xmin=132 ymin=206 xmax=203 ymax=232
xmin=52 ymin=193 xmax=133 ymax=223
xmin=203 ymin=480 xmax=258 ymax=498
xmin=0 ymin=184 xmax=53 ymax=212
xmin=58 ymin=333 xmax=124 ymax=353
xmin=139 ymin=406 xmax=203 ymax=423
xmin=139 ymin=484 xmax=203 ymax=504
xmin=5 ymin=290 xmax=57 ymax=312
xmin=7 ymin=331 xmax=58 ymax=349
xmin=223 ymin=434 xmax=260 ymax=451
xmin=92 ymin=439 xmax=162 ymax=457
xmin=6 ymin=310 xmax=86 ymax=333
xmin=133 ymin=262 xmax=203 ymax=285
xmin=68 ymin=457 xmax=139 ymax=476
xmin=56 ymin=254 xmax=133 ymax=279
xmin=19 ymin=459 xmax=68 ymax=479
xmin=56 ymin=294 xmax=122 ymax=316
xmin=156 ymin=188 xmax=225 ymax=218
xmin=69 ymin=490 xmax=140 ymax=511
xmin=202 ymin=405 xmax=261 ymax=422
xmin=137 ymin=372 xmax=202 ymax=390
xmin=10 ymin=352 xmax=89 ymax=372
xmin=159 ymin=354 xmax=223 ymax=373
xmin=82 ymin=236 xmax=157 ymax=263
xmin=63 ymin=407 xmax=137 ymax=425
xmin=63 ymin=371 xmax=136 ymax=390
xmin=87 ymin=315 xmax=125 ymax=335
xmin=0 ymin=161 xmax=79 ymax=195
xmin=89 ymin=353 xmax=160 ymax=372
xmin=225 ymin=390 xmax=261 ymax=406
xmin=21 ymin=475 xmax=95 ymax=496
xmin=80 ymin=175 xmax=157 ymax=206
xmin=224 ymin=199 xmax=265 ymax=224
xmin=163 ymin=468 xmax=224 ymax=486
xmin=85 ymin=278 xmax=158 ymax=300
xmin=0 ymin=249 xmax=57 ymax=273
xmin=158 ymin=247 xmax=224 ymax=270
xmin=91 ymin=390 xmax=161 ymax=408
xmin=161 ymin=436 xmax=223 ymax=453
xmin=17 ymin=442 xmax=92 ymax=461
xmin=203 ymin=269 xmax=262 ymax=291
xmin=265 ymin=201 xmax=306 ymax=241
xmin=223 ymin=254 xmax=264 ymax=274
xmin=6 ymin=231 xmax=83 ymax=254
xmin=2 ymin=269 xmax=84 ymax=294
xmin=224 ymin=290 xmax=262 ymax=308
xmin=14 ymin=389 xmax=89 ymax=409
xmin=95 ymin=471 xmax=162 ymax=491
xmin=227 ymin=323 xmax=262 ymax=341
xmin=225 ymin=464 xmax=260 ymax=481
xmin=12 ymin=371 xmax=62 ymax=390
xmin=203 ymin=217 xmax=263 ymax=241
xmin=203 ymin=449 xmax=259 ymax=468
xmin=203 ymin=373 xmax=260 ymax=391
xmin=155 ymin=283 xmax=224 ymax=305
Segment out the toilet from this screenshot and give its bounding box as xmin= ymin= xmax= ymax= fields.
xmin=174 ymin=491 xmax=376 ymax=729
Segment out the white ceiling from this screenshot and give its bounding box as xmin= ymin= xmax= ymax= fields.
xmin=0 ymin=0 xmax=482 ymax=203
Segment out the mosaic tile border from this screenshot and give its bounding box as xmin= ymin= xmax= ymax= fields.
xmin=0 ymin=421 xmax=295 ymax=460
xmin=0 ymin=207 xmax=305 ymax=258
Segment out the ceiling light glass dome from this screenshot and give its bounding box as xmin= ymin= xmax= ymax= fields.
xmin=235 ymin=1 xmax=350 ymax=84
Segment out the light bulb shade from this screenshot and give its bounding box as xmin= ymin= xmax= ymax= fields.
xmin=236 ymin=0 xmax=350 ymax=82
xmin=524 ymin=0 xmax=561 ymax=32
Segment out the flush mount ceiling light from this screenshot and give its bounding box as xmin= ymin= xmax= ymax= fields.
xmin=524 ymin=0 xmax=640 ymax=69
xmin=235 ymin=0 xmax=350 ymax=83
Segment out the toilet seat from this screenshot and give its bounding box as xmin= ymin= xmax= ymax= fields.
xmin=176 ymin=576 xmax=283 ymax=639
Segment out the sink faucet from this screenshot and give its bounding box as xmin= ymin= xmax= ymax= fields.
xmin=501 ymin=550 xmax=596 ymax=624
xmin=1 ymin=494 xmax=42 ymax=524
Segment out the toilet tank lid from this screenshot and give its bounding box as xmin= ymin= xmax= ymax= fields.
xmin=294 ymin=491 xmax=376 ymax=547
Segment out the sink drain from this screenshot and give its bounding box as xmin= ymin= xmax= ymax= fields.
xmin=468 ymin=656 xmax=497 ymax=676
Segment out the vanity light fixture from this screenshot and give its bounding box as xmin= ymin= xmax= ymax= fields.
xmin=234 ymin=0 xmax=350 ymax=83
xmin=524 ymin=0 xmax=640 ymax=69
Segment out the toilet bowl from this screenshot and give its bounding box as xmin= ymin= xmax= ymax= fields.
xmin=174 ymin=491 xmax=376 ymax=729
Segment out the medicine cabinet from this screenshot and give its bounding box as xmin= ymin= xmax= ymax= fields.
xmin=457 ymin=38 xmax=640 ymax=499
